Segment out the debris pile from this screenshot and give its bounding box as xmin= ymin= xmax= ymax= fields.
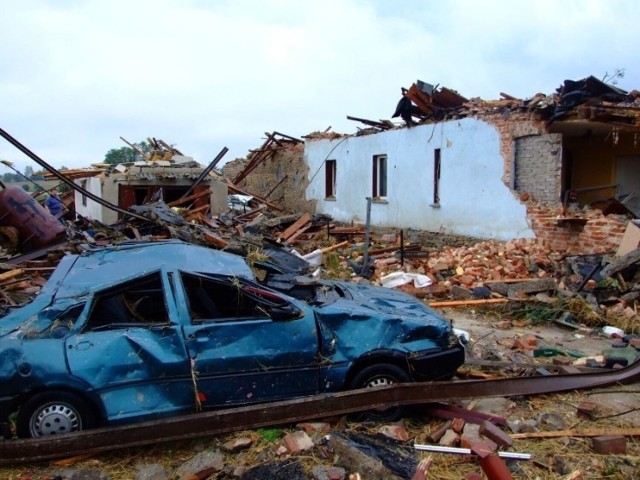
xmin=2 ymin=201 xmax=639 ymax=339
xmin=346 ymin=75 xmax=640 ymax=132
xmin=8 ymin=387 xmax=640 ymax=478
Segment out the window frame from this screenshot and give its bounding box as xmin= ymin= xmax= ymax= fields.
xmin=372 ymin=154 xmax=388 ymax=199
xmin=432 ymin=148 xmax=441 ymax=206
xmin=325 ymin=159 xmax=337 ymax=199
xmin=84 ymin=272 xmax=170 ymax=331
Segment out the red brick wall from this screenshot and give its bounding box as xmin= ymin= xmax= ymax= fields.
xmin=477 ymin=112 xmax=628 ymax=255
xmin=526 ymin=203 xmax=627 ymax=254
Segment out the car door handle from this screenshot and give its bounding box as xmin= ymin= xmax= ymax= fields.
xmin=188 ymin=330 xmax=211 ymax=341
xmin=70 ymin=341 xmax=93 ymax=351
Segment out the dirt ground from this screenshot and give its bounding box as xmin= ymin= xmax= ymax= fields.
xmin=445 ymin=307 xmax=640 ymax=428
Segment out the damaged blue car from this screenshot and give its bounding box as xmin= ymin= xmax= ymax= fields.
xmin=0 ymin=241 xmax=464 ymax=438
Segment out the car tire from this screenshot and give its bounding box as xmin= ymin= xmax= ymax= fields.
xmin=16 ymin=391 xmax=95 ymax=438
xmin=349 ymin=363 xmax=411 ymax=421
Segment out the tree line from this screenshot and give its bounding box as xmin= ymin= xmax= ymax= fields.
xmin=2 ymin=140 xmax=150 ymax=189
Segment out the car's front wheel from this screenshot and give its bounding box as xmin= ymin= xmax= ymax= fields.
xmin=16 ymin=391 xmax=95 ymax=438
xmin=349 ymin=363 xmax=411 ymax=421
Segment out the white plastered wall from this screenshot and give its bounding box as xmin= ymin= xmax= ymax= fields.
xmin=305 ymin=118 xmax=535 ymax=241
xmin=74 ymin=176 xmax=106 ymax=222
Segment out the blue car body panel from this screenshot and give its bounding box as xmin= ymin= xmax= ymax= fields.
xmin=0 ymin=241 xmax=464 ymax=433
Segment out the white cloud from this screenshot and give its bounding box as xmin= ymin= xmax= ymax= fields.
xmin=1 ymin=0 xmax=638 ymax=175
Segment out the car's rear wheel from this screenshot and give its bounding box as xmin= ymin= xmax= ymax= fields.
xmin=349 ymin=363 xmax=411 ymax=421
xmin=16 ymin=391 xmax=95 ymax=438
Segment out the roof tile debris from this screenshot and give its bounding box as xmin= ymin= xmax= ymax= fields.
xmin=346 ymin=75 xmax=640 ymax=132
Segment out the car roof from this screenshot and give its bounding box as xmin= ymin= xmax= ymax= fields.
xmin=50 ymin=240 xmax=255 ymax=299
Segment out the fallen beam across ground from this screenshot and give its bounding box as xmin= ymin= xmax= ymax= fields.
xmin=2 ymin=359 xmax=640 ymax=464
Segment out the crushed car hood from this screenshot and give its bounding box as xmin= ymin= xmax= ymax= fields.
xmin=314 ymin=281 xmax=454 ymax=351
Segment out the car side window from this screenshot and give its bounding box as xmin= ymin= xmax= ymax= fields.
xmin=22 ymin=303 xmax=85 ymax=339
xmin=85 ymin=272 xmax=169 ymax=331
xmin=181 ymin=273 xmax=271 ymax=322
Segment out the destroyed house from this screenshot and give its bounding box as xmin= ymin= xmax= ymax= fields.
xmin=298 ymin=77 xmax=640 ymax=254
xmin=70 ymin=142 xmax=228 ymax=224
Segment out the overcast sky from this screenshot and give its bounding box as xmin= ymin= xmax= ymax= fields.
xmin=1 ymin=0 xmax=638 ymax=176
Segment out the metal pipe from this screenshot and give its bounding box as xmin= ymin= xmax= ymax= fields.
xmin=414 ymin=444 xmax=531 ymax=460
xmin=0 ymin=128 xmax=151 ymax=223
xmin=180 ymin=146 xmax=228 ymax=199
xmin=0 ymin=159 xmax=47 ymax=194
xmin=361 ymin=197 xmax=372 ymax=275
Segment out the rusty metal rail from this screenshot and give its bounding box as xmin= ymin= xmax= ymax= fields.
xmin=2 ymin=360 xmax=640 ymax=465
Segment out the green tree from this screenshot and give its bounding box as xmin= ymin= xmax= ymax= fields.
xmin=1 ymin=172 xmax=20 ymax=182
xmin=104 ymin=142 xmax=151 ymax=165
xmin=23 ymin=166 xmax=34 ymax=179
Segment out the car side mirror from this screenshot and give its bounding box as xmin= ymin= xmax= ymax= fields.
xmin=270 ymin=304 xmax=301 ymax=321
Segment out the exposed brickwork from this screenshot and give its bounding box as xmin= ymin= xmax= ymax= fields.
xmin=475 ymin=112 xmax=546 ymax=188
xmin=223 ymin=143 xmax=315 ymax=214
xmin=474 ymin=112 xmax=627 ymax=255
xmin=526 ymin=202 xmax=627 ymax=254
xmin=513 ymin=134 xmax=562 ymax=204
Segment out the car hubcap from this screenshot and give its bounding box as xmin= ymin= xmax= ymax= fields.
xmin=32 ymin=403 xmax=81 ymax=436
xmin=366 ymin=377 xmax=394 ymax=388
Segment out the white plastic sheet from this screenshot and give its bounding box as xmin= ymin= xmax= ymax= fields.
xmin=380 ymin=271 xmax=433 ymax=289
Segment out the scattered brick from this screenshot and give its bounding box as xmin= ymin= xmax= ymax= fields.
xmin=576 ymin=401 xmax=598 ymax=419
xmin=479 ymin=420 xmax=513 ymax=448
xmin=592 ymin=435 xmax=627 ymax=454
xmin=439 ymin=429 xmax=460 ymax=447
xmin=284 ymin=431 xmax=315 ymax=453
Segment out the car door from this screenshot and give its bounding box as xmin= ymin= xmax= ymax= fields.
xmin=65 ymin=271 xmax=195 ymax=424
xmin=178 ymin=272 xmax=320 ymax=407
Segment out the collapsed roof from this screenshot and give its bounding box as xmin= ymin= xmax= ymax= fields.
xmin=346 ymin=75 xmax=640 ymax=133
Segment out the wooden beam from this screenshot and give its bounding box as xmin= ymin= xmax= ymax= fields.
xmin=511 ymin=428 xmax=640 ymax=439
xmin=278 ymin=213 xmax=311 ymax=242
xmin=428 ymin=298 xmax=509 ymax=308
xmin=320 ymin=241 xmax=350 ymax=253
xmin=119 ymin=136 xmax=149 ymax=160
xmin=0 ymin=269 xmax=24 ymax=283
xmin=167 ymin=188 xmax=211 ymax=208
xmin=264 ymin=175 xmax=288 ymax=199
xmin=201 ymin=231 xmax=228 ymax=249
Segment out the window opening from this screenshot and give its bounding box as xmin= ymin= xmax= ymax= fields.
xmin=325 ymin=160 xmax=336 ymax=198
xmin=80 ymin=179 xmax=88 ymax=206
xmin=433 ymin=148 xmax=441 ymax=205
xmin=372 ymin=154 xmax=387 ymax=198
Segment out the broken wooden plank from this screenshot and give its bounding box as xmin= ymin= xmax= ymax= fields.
xmin=481 ymin=278 xmax=539 ymax=284
xmin=511 ymin=427 xmax=640 ymax=439
xmin=183 ymin=204 xmax=210 ymax=217
xmin=320 ymin=241 xmax=350 ymax=253
xmin=167 ymin=188 xmax=212 ymax=208
xmin=602 ymin=247 xmax=640 ymax=278
xmin=329 ymin=227 xmax=365 ymax=235
xmin=284 ymin=224 xmax=312 ymax=245
xmin=346 ymin=116 xmax=393 ymax=130
xmin=0 ymin=268 xmax=24 ymax=283
xmin=278 ymin=213 xmax=311 ymax=242
xmin=428 ymin=298 xmax=509 ymax=308
xmin=201 ymin=231 xmax=229 ymax=249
